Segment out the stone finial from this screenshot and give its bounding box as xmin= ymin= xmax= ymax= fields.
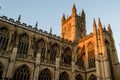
xmin=98 ymin=18 xmax=102 ymax=30
xmin=50 ymin=27 xmax=52 ymax=34
xmin=62 ymin=13 xmax=66 ymax=25
xmin=72 ymin=4 xmax=76 ymax=16
xmin=35 ymin=21 xmax=38 ymax=27
xmin=81 ymin=9 xmax=85 ymax=17
xmin=93 ymin=18 xmax=97 ymax=27
xmin=18 ymin=15 xmax=21 ymax=22
xmin=108 ymin=24 xmax=112 ymax=32
xmin=93 ymin=18 xmax=97 ymax=33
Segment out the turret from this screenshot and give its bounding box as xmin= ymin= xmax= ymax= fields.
xmin=107 ymin=24 xmax=112 ymax=33
xmin=98 ymin=18 xmax=103 ymax=33
xmin=93 ymin=18 xmax=97 ymax=33
xmin=62 ymin=14 xmax=66 ymax=25
xmin=81 ymin=9 xmax=85 ymax=18
xmin=72 ymin=4 xmax=76 ymax=16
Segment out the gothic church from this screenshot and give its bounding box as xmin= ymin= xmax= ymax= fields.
xmin=0 ymin=5 xmax=120 ymax=80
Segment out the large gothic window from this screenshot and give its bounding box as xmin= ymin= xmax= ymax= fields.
xmin=36 ymin=39 xmax=46 ymax=62
xmin=63 ymin=47 xmax=72 ymax=65
xmin=59 ymin=72 xmax=69 ymax=80
xmin=0 ymin=62 xmax=3 ymax=80
xmin=50 ymin=44 xmax=59 ymax=63
xmin=17 ymin=34 xmax=29 ymax=59
xmin=0 ymin=28 xmax=9 ymax=52
xmin=88 ymin=43 xmax=95 ymax=68
xmin=89 ymin=74 xmax=97 ymax=80
xmin=13 ymin=65 xmax=30 ymax=80
xmin=77 ymin=47 xmax=85 ymax=68
xmin=39 ymin=68 xmax=52 ymax=80
xmin=76 ymin=74 xmax=83 ymax=80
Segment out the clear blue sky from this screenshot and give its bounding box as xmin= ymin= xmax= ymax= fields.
xmin=0 ymin=0 xmax=120 ymax=61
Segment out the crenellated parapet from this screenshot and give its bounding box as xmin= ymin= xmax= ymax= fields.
xmin=0 ymin=15 xmax=74 ymax=45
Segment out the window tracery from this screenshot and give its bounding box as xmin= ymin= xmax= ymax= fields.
xmin=59 ymin=72 xmax=69 ymax=80
xmin=0 ymin=28 xmax=9 ymax=52
xmin=88 ymin=43 xmax=95 ymax=68
xmin=63 ymin=47 xmax=72 ymax=65
xmin=76 ymin=74 xmax=83 ymax=80
xmin=77 ymin=48 xmax=85 ymax=68
xmin=39 ymin=68 xmax=51 ymax=80
xmin=17 ymin=34 xmax=29 ymax=59
xmin=36 ymin=39 xmax=46 ymax=62
xmin=13 ymin=65 xmax=30 ymax=80
xmin=50 ymin=44 xmax=59 ymax=63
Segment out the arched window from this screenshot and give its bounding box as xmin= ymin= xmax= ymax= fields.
xmin=88 ymin=43 xmax=95 ymax=68
xmin=50 ymin=44 xmax=59 ymax=63
xmin=36 ymin=39 xmax=46 ymax=62
xmin=0 ymin=62 xmax=3 ymax=80
xmin=77 ymin=47 xmax=85 ymax=68
xmin=17 ymin=34 xmax=29 ymax=59
xmin=89 ymin=74 xmax=97 ymax=80
xmin=0 ymin=28 xmax=9 ymax=52
xmin=39 ymin=68 xmax=52 ymax=80
xmin=76 ymin=74 xmax=83 ymax=80
xmin=13 ymin=65 xmax=30 ymax=80
xmin=59 ymin=72 xmax=69 ymax=80
xmin=63 ymin=47 xmax=72 ymax=65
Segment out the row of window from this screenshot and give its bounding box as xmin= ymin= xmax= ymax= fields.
xmin=0 ymin=27 xmax=95 ymax=68
xmin=0 ymin=63 xmax=97 ymax=80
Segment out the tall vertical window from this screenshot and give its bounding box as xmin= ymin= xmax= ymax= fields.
xmin=89 ymin=74 xmax=97 ymax=80
xmin=88 ymin=43 xmax=95 ymax=68
xmin=39 ymin=68 xmax=51 ymax=80
xmin=36 ymin=39 xmax=46 ymax=62
xmin=0 ymin=28 xmax=9 ymax=52
xmin=59 ymin=72 xmax=69 ymax=80
xmin=17 ymin=34 xmax=29 ymax=59
xmin=0 ymin=62 xmax=3 ymax=80
xmin=13 ymin=65 xmax=30 ymax=80
xmin=50 ymin=44 xmax=59 ymax=63
xmin=76 ymin=74 xmax=83 ymax=80
xmin=63 ymin=47 xmax=72 ymax=65
xmin=77 ymin=47 xmax=85 ymax=68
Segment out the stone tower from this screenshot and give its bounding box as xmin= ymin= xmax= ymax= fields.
xmin=61 ymin=4 xmax=86 ymax=42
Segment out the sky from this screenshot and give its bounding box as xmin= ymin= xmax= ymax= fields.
xmin=0 ymin=0 xmax=120 ymax=61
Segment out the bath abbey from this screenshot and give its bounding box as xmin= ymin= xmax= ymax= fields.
xmin=0 ymin=5 xmax=120 ymax=80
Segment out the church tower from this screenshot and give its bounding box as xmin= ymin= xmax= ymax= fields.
xmin=61 ymin=4 xmax=86 ymax=42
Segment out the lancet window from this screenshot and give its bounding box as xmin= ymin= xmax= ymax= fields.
xmin=13 ymin=65 xmax=30 ymax=80
xmin=77 ymin=47 xmax=85 ymax=68
xmin=36 ymin=39 xmax=46 ymax=62
xmin=50 ymin=44 xmax=59 ymax=63
xmin=63 ymin=47 xmax=72 ymax=65
xmin=88 ymin=43 xmax=95 ymax=68
xmin=59 ymin=72 xmax=69 ymax=80
xmin=38 ymin=68 xmax=51 ymax=80
xmin=76 ymin=74 xmax=83 ymax=80
xmin=89 ymin=74 xmax=97 ymax=80
xmin=17 ymin=34 xmax=29 ymax=59
xmin=0 ymin=28 xmax=9 ymax=52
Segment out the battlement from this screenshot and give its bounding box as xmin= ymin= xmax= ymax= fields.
xmin=0 ymin=15 xmax=73 ymax=44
